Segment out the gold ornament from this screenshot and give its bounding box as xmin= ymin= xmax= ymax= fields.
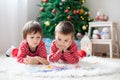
xmin=88 ymin=18 xmax=91 ymax=21
xmin=85 ymin=12 xmax=87 ymax=14
xmin=86 ymin=25 xmax=88 ymax=27
xmin=82 ymin=0 xmax=85 ymax=3
xmin=80 ymin=16 xmax=83 ymax=18
xmin=82 ymin=18 xmax=84 ymax=20
xmin=67 ymin=7 xmax=70 ymax=9
xmin=44 ymin=21 xmax=50 ymax=26
xmin=80 ymin=9 xmax=84 ymax=14
xmin=82 ymin=26 xmax=86 ymax=30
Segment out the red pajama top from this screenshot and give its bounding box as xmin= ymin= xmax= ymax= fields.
xmin=49 ymin=40 xmax=79 ymax=64
xmin=17 ymin=40 xmax=47 ymax=63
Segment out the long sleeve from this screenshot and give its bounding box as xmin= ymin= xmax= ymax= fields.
xmin=17 ymin=40 xmax=48 ymax=63
xmin=49 ymin=40 xmax=79 ymax=64
xmin=17 ymin=41 xmax=28 ymax=63
xmin=63 ymin=42 xmax=79 ymax=64
xmin=49 ymin=41 xmax=63 ymax=62
xmin=37 ymin=41 xmax=47 ymax=59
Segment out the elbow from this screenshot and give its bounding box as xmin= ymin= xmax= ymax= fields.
xmin=69 ymin=58 xmax=79 ymax=64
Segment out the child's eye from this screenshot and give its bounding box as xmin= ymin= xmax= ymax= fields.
xmin=65 ymin=40 xmax=68 ymax=42
xmin=58 ymin=38 xmax=61 ymax=41
xmin=30 ymin=37 xmax=34 ymax=39
xmin=37 ymin=36 xmax=40 ymax=39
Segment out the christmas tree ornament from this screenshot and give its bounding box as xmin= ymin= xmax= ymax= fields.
xmin=61 ymin=0 xmax=66 ymax=2
xmin=73 ymin=10 xmax=77 ymax=14
xmin=82 ymin=17 xmax=84 ymax=21
xmin=95 ymin=9 xmax=109 ymax=21
xmin=40 ymin=7 xmax=44 ymax=11
xmin=88 ymin=18 xmax=91 ymax=21
xmin=65 ymin=9 xmax=69 ymax=13
xmin=52 ymin=9 xmax=56 ymax=14
xmin=59 ymin=2 xmax=62 ymax=6
xmin=67 ymin=7 xmax=70 ymax=9
xmin=95 ymin=15 xmax=103 ymax=21
xmin=67 ymin=15 xmax=71 ymax=20
xmin=103 ymin=14 xmax=109 ymax=21
xmin=76 ymin=32 xmax=82 ymax=40
xmin=81 ymin=0 xmax=85 ymax=3
xmin=86 ymin=25 xmax=88 ymax=27
xmin=42 ymin=0 xmax=48 ymax=3
xmin=80 ymin=9 xmax=84 ymax=14
xmin=76 ymin=10 xmax=81 ymax=14
xmin=80 ymin=16 xmax=83 ymax=18
xmin=85 ymin=12 xmax=87 ymax=15
xmin=86 ymin=13 xmax=89 ymax=17
xmin=85 ymin=12 xmax=90 ymax=17
xmin=44 ymin=21 xmax=50 ymax=26
xmin=82 ymin=26 xmax=86 ymax=30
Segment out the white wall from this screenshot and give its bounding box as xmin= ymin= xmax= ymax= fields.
xmin=0 ymin=0 xmax=18 ymax=54
xmin=0 ymin=0 xmax=40 ymax=54
xmin=85 ymin=0 xmax=120 ymax=25
xmin=27 ymin=0 xmax=40 ymax=20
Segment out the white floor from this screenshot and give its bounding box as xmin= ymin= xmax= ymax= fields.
xmin=0 ymin=54 xmax=120 ymax=80
xmin=0 ymin=73 xmax=120 ymax=80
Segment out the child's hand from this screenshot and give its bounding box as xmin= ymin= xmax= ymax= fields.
xmin=35 ymin=56 xmax=49 ymax=65
xmin=55 ymin=40 xmax=72 ymax=53
xmin=63 ymin=40 xmax=72 ymax=52
xmin=24 ymin=56 xmax=39 ymax=65
xmin=55 ymin=41 xmax=63 ymax=52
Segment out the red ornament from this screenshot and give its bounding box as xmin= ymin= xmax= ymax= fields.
xmin=76 ymin=10 xmax=81 ymax=14
xmin=52 ymin=9 xmax=56 ymax=14
xmin=95 ymin=15 xmax=103 ymax=21
xmin=67 ymin=15 xmax=71 ymax=20
xmin=86 ymin=13 xmax=89 ymax=17
xmin=40 ymin=7 xmax=44 ymax=11
xmin=78 ymin=50 xmax=86 ymax=58
xmin=76 ymin=32 xmax=83 ymax=40
xmin=103 ymin=14 xmax=109 ymax=21
xmin=73 ymin=10 xmax=77 ymax=14
xmin=42 ymin=0 xmax=48 ymax=2
xmin=65 ymin=9 xmax=69 ymax=13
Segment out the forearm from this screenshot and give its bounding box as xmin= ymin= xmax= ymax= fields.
xmin=63 ymin=52 xmax=79 ymax=64
xmin=36 ymin=56 xmax=49 ymax=65
xmin=49 ymin=50 xmax=62 ymax=62
xmin=17 ymin=54 xmax=26 ymax=63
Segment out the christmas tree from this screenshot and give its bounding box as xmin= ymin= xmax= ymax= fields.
xmin=37 ymin=0 xmax=93 ymax=39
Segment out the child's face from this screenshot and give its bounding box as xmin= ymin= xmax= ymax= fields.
xmin=55 ymin=32 xmax=72 ymax=48
xmin=26 ymin=32 xmax=41 ymax=49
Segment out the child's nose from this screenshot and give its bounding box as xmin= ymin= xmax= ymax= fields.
xmin=33 ymin=38 xmax=37 ymax=42
xmin=61 ymin=41 xmax=65 ymax=45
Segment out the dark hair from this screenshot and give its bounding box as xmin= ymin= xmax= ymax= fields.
xmin=55 ymin=21 xmax=75 ymax=37
xmin=22 ymin=20 xmax=42 ymax=39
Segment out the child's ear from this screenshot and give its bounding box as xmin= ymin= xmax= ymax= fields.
xmin=72 ymin=34 xmax=74 ymax=40
xmin=55 ymin=34 xmax=57 ymax=39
